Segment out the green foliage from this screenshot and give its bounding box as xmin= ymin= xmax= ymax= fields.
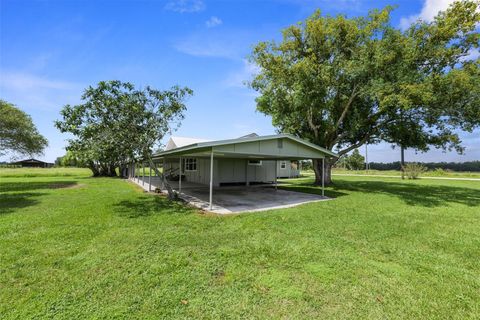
xmin=55 ymin=80 xmax=192 ymax=176
xmin=250 ymin=1 xmax=480 ymax=183
xmin=0 ymin=100 xmax=48 ymax=158
xmin=345 ymin=149 xmax=365 ymax=170
xmin=403 ymin=162 xmax=428 ymax=179
xmin=55 ymin=150 xmax=86 ymax=167
xmin=367 ymin=161 xmax=480 ymax=172
xmin=1 ymin=172 xmax=479 ymax=318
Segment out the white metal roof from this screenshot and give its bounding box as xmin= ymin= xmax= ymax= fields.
xmin=165 ymin=136 xmax=210 ymax=151
xmin=157 ymin=134 xmax=338 ymax=159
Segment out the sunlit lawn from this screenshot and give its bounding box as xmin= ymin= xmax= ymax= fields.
xmin=330 ymin=168 xmax=480 ymax=179
xmin=1 ymin=168 xmax=479 ymax=319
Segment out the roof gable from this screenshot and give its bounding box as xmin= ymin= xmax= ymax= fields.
xmin=156 ymin=134 xmax=338 ymax=159
xmin=165 ymin=136 xmax=210 ymax=151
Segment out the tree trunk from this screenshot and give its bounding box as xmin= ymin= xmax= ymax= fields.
xmin=108 ymin=163 xmax=117 ymax=177
xmin=119 ymin=164 xmax=128 ymax=178
xmin=313 ymin=158 xmax=334 ymax=185
xmin=400 ymin=146 xmax=405 ymax=166
xmin=88 ymin=161 xmax=100 ymax=177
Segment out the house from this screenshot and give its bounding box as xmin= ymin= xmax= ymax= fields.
xmin=12 ymin=158 xmax=54 ymax=168
xmin=128 ymin=133 xmax=337 ymax=212
xmin=164 ymin=134 xmax=300 ymax=182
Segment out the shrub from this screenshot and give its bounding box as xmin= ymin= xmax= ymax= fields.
xmin=402 ymin=163 xmax=427 ymax=179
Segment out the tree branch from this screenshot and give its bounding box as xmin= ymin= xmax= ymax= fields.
xmin=334 ymin=84 xmax=358 ymax=131
xmin=337 ymin=118 xmax=395 ymax=156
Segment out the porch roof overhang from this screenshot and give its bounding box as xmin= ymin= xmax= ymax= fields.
xmin=152 ymin=134 xmax=338 ymax=161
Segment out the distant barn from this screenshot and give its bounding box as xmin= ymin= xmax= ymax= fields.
xmin=12 ymin=158 xmax=54 ymax=168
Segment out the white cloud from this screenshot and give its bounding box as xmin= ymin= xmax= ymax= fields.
xmin=225 ymin=59 xmax=261 ymax=88
xmin=461 ymin=48 xmax=480 ymax=61
xmin=206 ymin=16 xmax=222 ymax=28
xmin=0 ymin=71 xmax=81 ymax=110
xmin=400 ymin=0 xmax=461 ymax=29
xmin=173 ymin=29 xmax=252 ymax=59
xmin=0 ymin=72 xmax=75 ymax=91
xmin=164 ymin=0 xmax=205 ymax=13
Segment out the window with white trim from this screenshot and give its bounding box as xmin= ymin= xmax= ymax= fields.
xmin=280 ymin=161 xmax=287 ymax=169
xmin=183 ymin=158 xmax=197 ymax=171
xmin=248 ymin=160 xmax=262 ymax=166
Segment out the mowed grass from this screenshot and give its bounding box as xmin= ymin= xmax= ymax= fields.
xmin=1 ymin=169 xmax=479 ymax=319
xmin=331 ymin=168 xmax=480 ymax=179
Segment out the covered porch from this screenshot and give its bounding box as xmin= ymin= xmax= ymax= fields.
xmin=127 ymin=134 xmax=337 ymax=214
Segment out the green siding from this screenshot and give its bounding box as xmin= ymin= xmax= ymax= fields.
xmin=214 ymin=138 xmax=324 ymax=159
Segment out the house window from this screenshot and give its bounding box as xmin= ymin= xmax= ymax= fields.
xmin=280 ymin=161 xmax=287 ymax=169
xmin=183 ymin=158 xmax=197 ymax=171
xmin=248 ymin=160 xmax=262 ymax=166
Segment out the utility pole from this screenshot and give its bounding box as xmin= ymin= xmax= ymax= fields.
xmin=401 ymin=145 xmax=405 ymax=179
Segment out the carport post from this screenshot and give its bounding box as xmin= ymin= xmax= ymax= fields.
xmin=322 ymin=158 xmax=325 ymax=197
xmin=275 ymin=160 xmax=278 ymax=190
xmin=142 ymin=163 xmax=145 ymax=186
xmin=179 ymin=157 xmax=182 ymax=193
xmin=163 ymin=158 xmax=166 ymax=190
xmin=148 ymin=165 xmax=152 ymax=192
xmin=209 ymin=149 xmax=214 ymax=210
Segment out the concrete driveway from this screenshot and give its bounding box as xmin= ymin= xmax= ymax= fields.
xmin=130 ymin=177 xmax=329 ymax=214
xmin=178 ymin=185 xmax=328 ymax=214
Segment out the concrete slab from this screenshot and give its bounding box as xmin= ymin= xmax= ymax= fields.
xmin=129 ymin=177 xmax=329 ymax=214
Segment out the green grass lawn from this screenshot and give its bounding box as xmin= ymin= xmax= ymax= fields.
xmin=1 ymin=168 xmax=479 ymax=319
xmin=330 ymin=168 xmax=480 ymax=179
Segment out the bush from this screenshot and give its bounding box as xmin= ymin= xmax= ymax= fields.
xmin=369 ymin=161 xmax=480 ymax=172
xmin=346 ymin=149 xmax=365 ymax=170
xmin=402 ymin=163 xmax=427 ymax=179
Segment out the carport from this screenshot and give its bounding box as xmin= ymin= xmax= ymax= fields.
xmin=128 ymin=134 xmax=337 ymax=213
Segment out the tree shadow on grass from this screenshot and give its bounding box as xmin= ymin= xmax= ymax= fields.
xmin=114 ymin=195 xmax=195 ymax=218
xmin=0 ymin=181 xmax=80 ymax=215
xmin=0 ymin=181 xmax=78 ymax=193
xmin=332 ymin=180 xmax=480 ymax=207
xmin=0 ymin=192 xmax=47 ymax=215
xmin=278 ymin=184 xmax=347 ymax=199
xmin=283 ymin=179 xmax=480 ymax=208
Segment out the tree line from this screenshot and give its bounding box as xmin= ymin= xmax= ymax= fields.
xmin=367 ymin=161 xmax=480 ymax=172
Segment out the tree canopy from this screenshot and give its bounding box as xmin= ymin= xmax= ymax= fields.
xmin=346 ymin=149 xmax=365 ymax=171
xmin=0 ymin=100 xmax=48 ymax=158
xmin=250 ymin=0 xmax=480 ymax=184
xmin=55 ymin=80 xmax=192 ymax=176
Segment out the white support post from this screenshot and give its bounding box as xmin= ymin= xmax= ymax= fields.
xmin=163 ymin=158 xmax=166 ymax=190
xmin=178 ymin=157 xmax=182 ymax=193
xmin=275 ymin=159 xmax=278 ymax=190
xmin=148 ymin=165 xmax=152 ymax=192
xmin=142 ymin=162 xmax=145 ymax=186
xmin=209 ymin=149 xmax=214 ymax=210
xmin=322 ymin=158 xmax=325 ymax=197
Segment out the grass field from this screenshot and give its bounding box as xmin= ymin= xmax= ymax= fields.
xmin=1 ymin=168 xmax=479 ymax=319
xmin=331 ymin=168 xmax=480 ymax=179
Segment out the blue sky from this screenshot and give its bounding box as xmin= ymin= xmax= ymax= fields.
xmin=1 ymin=0 xmax=478 ymax=163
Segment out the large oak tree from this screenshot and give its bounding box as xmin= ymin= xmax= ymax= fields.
xmin=0 ymin=100 xmax=48 ymax=158
xmin=250 ymin=1 xmax=480 ymax=184
xmin=55 ymin=81 xmax=192 ymax=176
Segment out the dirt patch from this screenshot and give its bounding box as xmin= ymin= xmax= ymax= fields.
xmin=48 ymin=183 xmax=85 ymax=189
